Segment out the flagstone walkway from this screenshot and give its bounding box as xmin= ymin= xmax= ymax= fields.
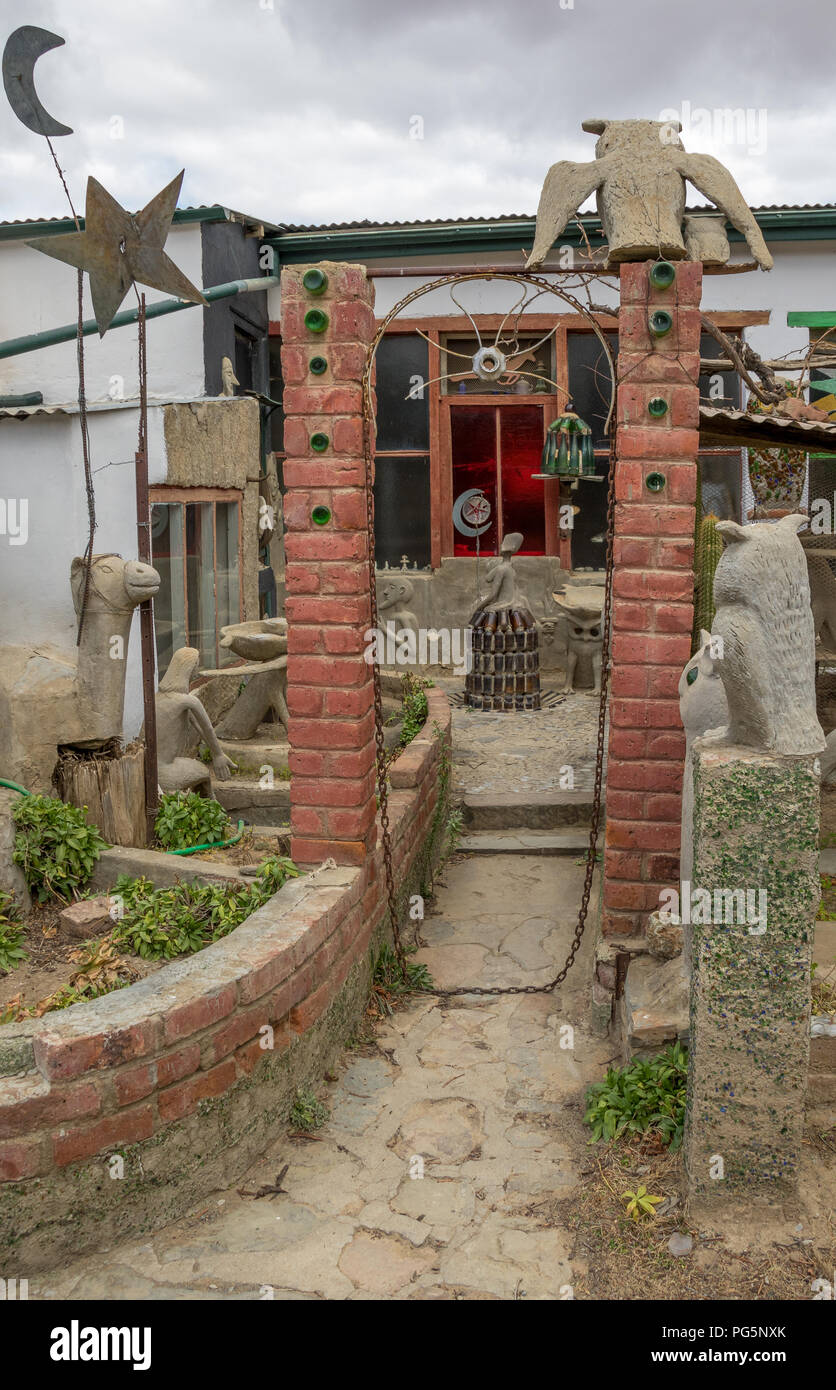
xmin=35 ymin=849 xmax=608 ymax=1302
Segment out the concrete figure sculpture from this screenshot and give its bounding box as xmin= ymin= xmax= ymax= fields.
xmin=526 ymin=118 xmax=773 ymax=269
xmin=155 ymin=647 xmax=235 ymax=796
xmin=553 ymin=585 xmax=605 ymax=694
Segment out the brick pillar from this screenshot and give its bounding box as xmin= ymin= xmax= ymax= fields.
xmin=603 ymin=261 xmax=702 ymax=938
xmin=280 ymin=262 xmax=377 ymax=867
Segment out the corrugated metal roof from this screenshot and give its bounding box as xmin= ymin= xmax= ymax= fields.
xmin=700 ymin=403 xmax=836 ymax=451
xmin=277 ymin=203 xmax=836 ymax=234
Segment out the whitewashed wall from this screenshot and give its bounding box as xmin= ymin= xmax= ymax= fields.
xmin=0 ymin=224 xmax=206 ymax=404
xmin=267 ymin=238 xmax=833 ymax=365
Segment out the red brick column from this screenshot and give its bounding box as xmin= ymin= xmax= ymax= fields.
xmin=602 ymin=260 xmax=702 ymax=939
xmin=280 ymin=262 xmax=377 ymax=867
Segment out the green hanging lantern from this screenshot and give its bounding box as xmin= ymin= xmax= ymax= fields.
xmin=536 ymin=409 xmax=596 ymax=478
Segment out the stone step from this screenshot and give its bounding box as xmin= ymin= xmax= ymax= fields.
xmin=462 ymin=789 xmax=597 ymax=831
xmin=458 ymin=828 xmax=592 ymax=855
xmin=214 ymin=778 xmax=290 ymax=826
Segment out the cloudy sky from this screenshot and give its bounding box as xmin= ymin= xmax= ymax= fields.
xmin=0 ymin=0 xmax=834 ymax=229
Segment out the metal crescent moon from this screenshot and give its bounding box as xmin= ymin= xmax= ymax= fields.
xmin=2 ymin=26 xmax=73 ymax=137
xmin=453 ymin=488 xmax=492 ymax=538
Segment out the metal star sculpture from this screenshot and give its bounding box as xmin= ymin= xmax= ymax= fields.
xmin=26 ymin=169 xmax=207 ymax=334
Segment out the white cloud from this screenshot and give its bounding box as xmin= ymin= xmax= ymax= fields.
xmin=0 ymin=0 xmax=834 ymax=227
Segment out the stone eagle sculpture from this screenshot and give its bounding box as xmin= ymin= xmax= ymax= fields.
xmin=526 ymin=118 xmax=773 ymax=270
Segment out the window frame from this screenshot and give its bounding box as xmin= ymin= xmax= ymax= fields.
xmin=149 ymin=486 xmax=244 ymax=674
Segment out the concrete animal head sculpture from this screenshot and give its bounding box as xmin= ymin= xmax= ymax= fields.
xmin=526 ymin=118 xmax=773 ymax=270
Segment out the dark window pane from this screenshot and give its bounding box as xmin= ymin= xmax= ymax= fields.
xmin=375 ymin=334 xmax=429 ymax=451
xmin=571 ymin=463 xmax=610 ymax=570
xmin=699 ymin=331 xmax=740 ymax=408
xmin=268 ymin=337 xmax=284 ymax=452
xmin=567 ymin=332 xmax=616 ymax=445
xmin=374 ymin=455 xmax=431 ymax=568
xmin=451 ymin=406 xmax=498 ymax=556
xmin=151 ymin=503 xmax=186 ymax=679
xmin=699 ymin=451 xmax=742 ymax=521
xmin=234 ymin=328 xmax=255 ymax=393
xmin=499 ymin=406 xmax=545 ymax=554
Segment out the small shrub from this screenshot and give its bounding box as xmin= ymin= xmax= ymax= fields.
xmin=154 ymin=792 xmax=231 ymax=852
xmin=13 ymin=794 xmax=107 ymax=903
xmin=398 ymin=674 xmax=431 ymax=747
xmin=0 ymin=890 xmax=27 ymax=973
xmin=289 ymin=1087 xmax=329 ymax=1132
xmin=111 ymin=856 xmax=300 ymax=961
xmin=584 ymin=1041 xmax=688 ymax=1150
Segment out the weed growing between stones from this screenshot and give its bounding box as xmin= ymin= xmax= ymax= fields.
xmin=584 ymin=1042 xmax=688 ymax=1149
xmin=289 ymin=1087 xmax=329 ymax=1132
xmin=370 ymin=941 xmax=432 ymax=1016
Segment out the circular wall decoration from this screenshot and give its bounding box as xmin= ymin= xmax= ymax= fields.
xmin=453 ymin=488 xmax=492 ymax=537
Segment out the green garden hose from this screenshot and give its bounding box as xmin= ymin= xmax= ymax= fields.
xmin=0 ymin=778 xmax=30 ymax=796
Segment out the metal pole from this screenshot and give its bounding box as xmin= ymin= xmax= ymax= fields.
xmin=134 ymin=295 xmax=159 ymax=845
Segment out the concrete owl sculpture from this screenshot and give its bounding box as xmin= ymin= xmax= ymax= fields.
xmin=526 ymin=118 xmax=773 ymax=270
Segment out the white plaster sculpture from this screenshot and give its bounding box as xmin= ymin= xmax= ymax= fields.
xmin=155 ymin=647 xmax=235 ymax=795
xmin=553 ymin=585 xmax=605 ymax=694
xmin=0 ymin=554 xmax=160 ymax=793
xmin=526 ymin=118 xmax=773 ymax=269
xmin=711 ymin=514 xmax=824 ymax=755
xmin=378 ymin=575 xmax=419 ymax=636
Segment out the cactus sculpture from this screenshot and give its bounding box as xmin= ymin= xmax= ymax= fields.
xmin=692 ymin=512 xmax=723 ymax=650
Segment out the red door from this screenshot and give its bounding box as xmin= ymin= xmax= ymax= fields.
xmin=450 ymin=404 xmax=546 ymax=555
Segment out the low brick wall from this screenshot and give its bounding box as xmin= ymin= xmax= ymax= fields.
xmin=0 ymin=689 xmax=451 ymax=1270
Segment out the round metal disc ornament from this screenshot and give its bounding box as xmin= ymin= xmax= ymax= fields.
xmin=472 ymin=345 xmax=507 ymax=382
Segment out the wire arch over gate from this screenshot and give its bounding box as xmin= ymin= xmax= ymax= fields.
xmin=359 ymin=270 xmax=618 ymax=993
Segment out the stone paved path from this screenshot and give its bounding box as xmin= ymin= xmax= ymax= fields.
xmin=36 ymin=853 xmax=609 ymax=1301
xmin=449 ymin=694 xmax=601 ymax=799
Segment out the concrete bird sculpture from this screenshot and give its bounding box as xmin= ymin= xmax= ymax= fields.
xmin=526 ymin=118 xmax=773 ymax=271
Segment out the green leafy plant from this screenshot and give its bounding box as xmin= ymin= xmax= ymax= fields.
xmin=372 ymin=941 xmax=432 ymax=1009
xmin=111 ymin=855 xmax=300 ymax=961
xmin=289 ymin=1087 xmax=329 ymax=1132
xmin=621 ymin=1185 xmax=664 ymax=1221
xmin=395 ymin=673 xmax=431 ymax=748
xmin=584 ymin=1041 xmax=688 ymax=1150
xmin=0 ymin=890 xmax=27 ymax=973
xmin=154 ymin=792 xmax=231 ymax=852
xmin=12 ymin=794 xmax=107 ymax=903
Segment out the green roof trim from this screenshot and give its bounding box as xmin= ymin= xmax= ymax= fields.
xmin=0 ymin=205 xmax=231 ymax=242
xmin=787 ymin=311 xmax=836 ymax=327
xmin=267 ymin=206 xmax=836 ymax=265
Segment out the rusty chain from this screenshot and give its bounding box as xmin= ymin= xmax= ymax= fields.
xmin=361 ymin=275 xmax=616 ymax=997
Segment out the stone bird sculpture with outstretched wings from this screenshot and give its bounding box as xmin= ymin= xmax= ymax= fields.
xmin=526 ymin=118 xmax=772 ymax=271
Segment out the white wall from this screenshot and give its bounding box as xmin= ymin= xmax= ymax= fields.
xmin=0 ymin=404 xmax=168 ymax=737
xmin=267 ymin=238 xmax=836 ymax=365
xmin=0 ymin=224 xmax=206 ymax=404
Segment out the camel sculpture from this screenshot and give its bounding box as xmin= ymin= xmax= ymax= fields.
xmin=0 ymin=554 xmax=160 ymax=793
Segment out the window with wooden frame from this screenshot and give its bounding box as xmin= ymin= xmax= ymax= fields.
xmin=150 ymin=488 xmax=243 ymax=677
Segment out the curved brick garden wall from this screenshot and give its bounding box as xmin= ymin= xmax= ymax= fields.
xmin=0 ymin=689 xmax=451 ymax=1270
